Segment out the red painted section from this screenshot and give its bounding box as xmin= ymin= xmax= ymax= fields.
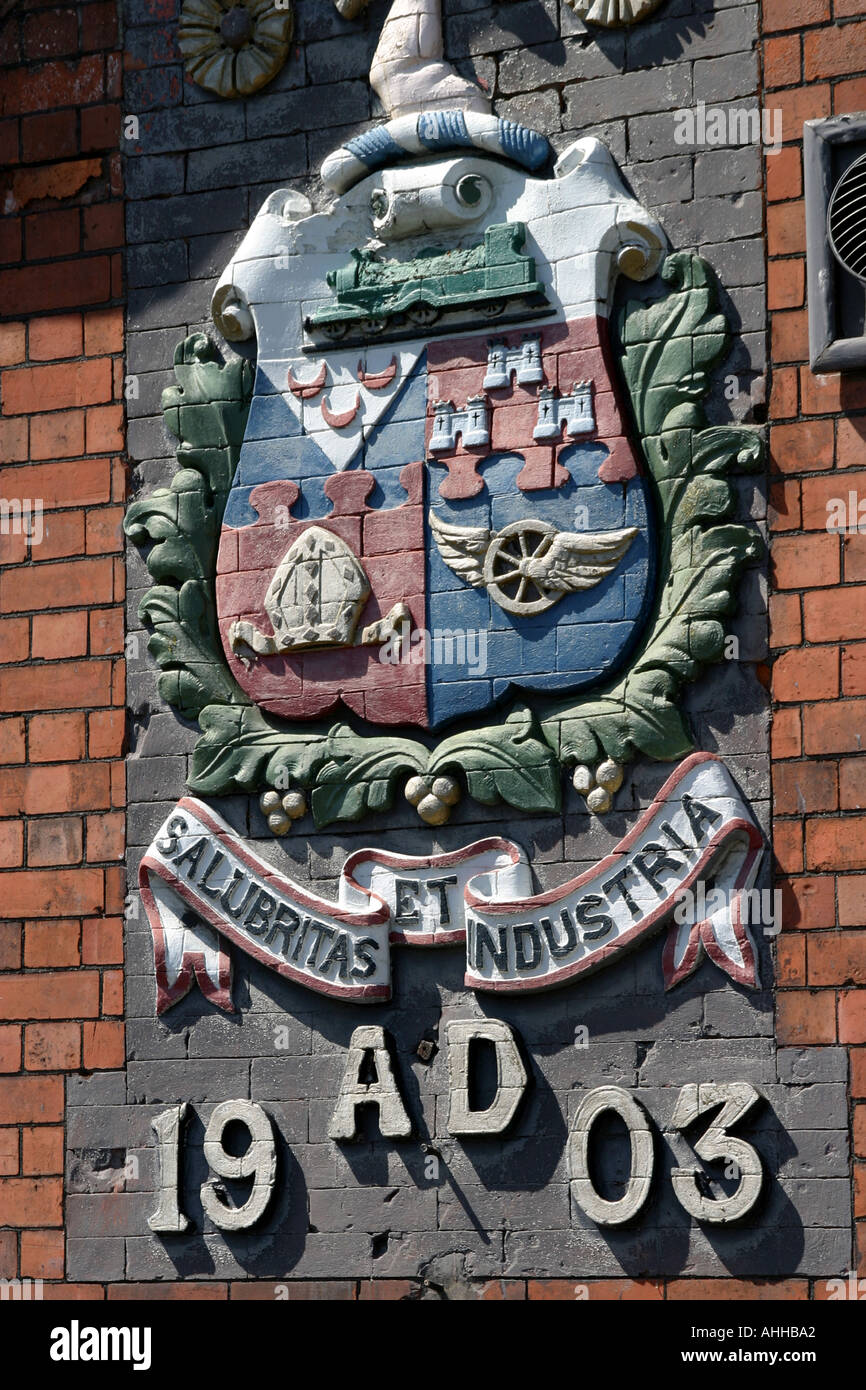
xmin=426 ymin=315 xmax=642 ymax=499
xmin=287 ymin=360 xmax=327 ymax=398
xmin=321 ymin=391 xmax=361 ymax=429
xmin=358 ymin=354 xmax=398 ymax=389
xmin=215 ymin=468 xmax=428 ymax=726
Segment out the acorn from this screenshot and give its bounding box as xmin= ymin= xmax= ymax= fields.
xmin=267 ymin=811 xmax=291 ymax=835
xmin=260 ymin=790 xmax=282 ymax=816
xmin=281 ymin=790 xmax=307 ymax=821
xmin=586 ymin=786 xmax=612 ymax=815
xmin=405 ymin=775 xmax=428 ymax=808
xmin=431 ymin=775 xmax=460 ymax=807
xmin=417 ymin=793 xmax=451 ymax=826
xmin=595 ymin=759 xmax=623 ymax=793
xmin=572 ymin=764 xmax=594 ymax=795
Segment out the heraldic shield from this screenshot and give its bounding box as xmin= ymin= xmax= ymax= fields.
xmin=213 ymin=124 xmax=667 ymax=732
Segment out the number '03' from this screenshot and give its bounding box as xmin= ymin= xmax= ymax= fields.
xmin=569 ymin=1081 xmax=763 ymax=1227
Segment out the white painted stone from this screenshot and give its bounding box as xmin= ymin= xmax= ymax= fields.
xmin=483 ymin=335 xmax=544 ymax=390
xmin=446 ymin=1019 xmax=529 ymax=1135
xmin=328 ymin=1025 xmax=413 ymax=1141
xmin=565 ymin=0 xmax=665 ymax=26
xmin=147 ymin=1103 xmax=190 ymax=1234
xmin=201 ymin=1099 xmax=277 ymax=1231
xmin=370 ymin=158 xmax=495 ymax=242
xmin=463 ymin=757 xmax=763 ymax=995
xmin=230 ymin=525 xmax=372 ymax=656
xmin=430 ymin=396 xmax=491 ymax=452
xmin=585 ymin=786 xmax=613 ymax=815
xmin=569 ymin=1085 xmax=654 ymax=1226
xmin=210 ymin=132 xmax=666 ymax=503
xmin=669 ymin=1081 xmax=764 ymax=1224
xmin=572 ymin=764 xmax=594 ymax=795
xmin=254 ymin=344 xmax=423 ymax=472
xmin=595 ymin=759 xmax=624 ymax=793
xmin=214 ymin=139 xmax=666 ymax=433
xmin=428 ymin=512 xmax=637 ymax=617
xmin=532 ymin=382 xmax=595 ymax=439
xmin=339 ymin=840 xmax=532 ymax=942
xmin=369 ymin=0 xmax=491 ymax=120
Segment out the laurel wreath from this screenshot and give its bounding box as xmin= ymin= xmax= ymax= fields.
xmin=124 ymin=253 xmax=764 ymax=828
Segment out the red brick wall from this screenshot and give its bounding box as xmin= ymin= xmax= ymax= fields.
xmin=0 ymin=0 xmax=126 ymax=1286
xmin=763 ymin=0 xmax=866 ymax=1277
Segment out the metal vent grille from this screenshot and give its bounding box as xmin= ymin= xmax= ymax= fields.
xmin=828 ymin=150 xmax=866 ymax=282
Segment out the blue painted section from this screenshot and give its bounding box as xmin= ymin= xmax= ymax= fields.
xmin=346 ymin=126 xmax=404 ymax=166
xmin=224 ymin=355 xmax=427 ymax=528
xmin=224 ymin=431 xmax=333 ymax=527
xmin=252 ymin=364 xmax=284 ymax=397
xmin=327 ymin=115 xmax=551 ymax=194
xmin=424 ymin=444 xmax=655 ymax=729
xmin=417 ymin=110 xmax=473 ymax=151
xmin=243 ymin=390 xmax=303 ymax=441
xmin=224 ymin=358 xmax=658 ymax=734
xmin=363 ymin=356 xmax=427 ymax=510
xmin=498 ymin=119 xmax=550 ymax=170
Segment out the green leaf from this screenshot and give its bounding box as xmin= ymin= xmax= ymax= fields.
xmin=430 ymin=704 xmax=560 ymax=812
xmin=552 ymin=671 xmax=693 ymax=766
xmin=124 ymin=335 xmax=252 ymax=724
xmin=138 ymin=581 xmax=245 ymax=719
xmin=161 ymin=334 xmax=254 ymax=456
xmin=539 ymin=250 xmax=766 ymax=777
xmin=618 ymin=252 xmax=728 ymax=439
xmin=543 ymin=520 xmax=762 ymax=764
xmin=692 ymin=425 xmax=765 ymax=475
xmin=310 ymin=725 xmax=428 ymax=828
xmin=126 ymin=470 xmax=216 ymax=586
xmin=189 ymin=704 xmax=328 ymax=795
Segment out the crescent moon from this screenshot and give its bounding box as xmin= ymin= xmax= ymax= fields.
xmin=287 ymin=360 xmax=327 ymax=398
xmin=321 ymin=392 xmax=361 ymax=429
xmin=358 ymin=355 xmax=398 ymax=390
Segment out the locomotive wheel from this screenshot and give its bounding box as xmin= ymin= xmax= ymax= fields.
xmin=482 ymin=519 xmax=560 ymax=616
xmin=478 ymin=298 xmax=506 ymax=319
xmin=320 ymin=320 xmax=349 ymax=342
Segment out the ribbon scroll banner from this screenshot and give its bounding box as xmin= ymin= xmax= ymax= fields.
xmin=139 ymin=752 xmax=764 ymax=1013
